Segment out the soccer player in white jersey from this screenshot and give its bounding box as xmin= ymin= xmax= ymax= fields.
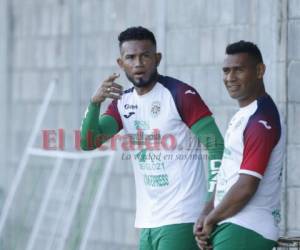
xmin=194 ymin=41 xmax=284 ymax=250
xmin=80 ymin=26 xmax=224 ymax=250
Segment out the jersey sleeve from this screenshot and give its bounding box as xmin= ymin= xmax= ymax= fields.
xmin=191 ymin=116 xmax=224 ymax=201
xmin=176 ymin=84 xmax=212 ymax=127
xmin=239 ymin=118 xmax=281 ymax=179
xmin=103 ymin=99 xmax=123 ymax=131
xmin=80 ymin=101 xmax=122 ymax=150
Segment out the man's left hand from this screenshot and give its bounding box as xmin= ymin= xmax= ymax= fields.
xmin=195 ymin=217 xmax=215 ymax=249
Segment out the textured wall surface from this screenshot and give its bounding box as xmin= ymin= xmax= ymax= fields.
xmin=0 ymin=0 xmax=298 ymax=249
xmin=286 ymin=0 xmax=300 ymax=237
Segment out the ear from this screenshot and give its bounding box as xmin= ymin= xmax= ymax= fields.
xmin=155 ymin=53 xmax=162 ymax=67
xmin=256 ymin=63 xmax=266 ymax=79
xmin=117 ymin=58 xmax=123 ymax=69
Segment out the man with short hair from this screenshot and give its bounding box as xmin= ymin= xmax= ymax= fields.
xmin=80 ymin=26 xmax=224 ymax=250
xmin=194 ymin=41 xmax=284 ymax=250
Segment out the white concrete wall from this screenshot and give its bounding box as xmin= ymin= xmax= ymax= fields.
xmin=286 ymin=0 xmax=300 ymax=237
xmin=0 ymin=0 xmax=299 ymax=249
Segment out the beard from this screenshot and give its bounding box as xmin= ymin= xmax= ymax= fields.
xmin=125 ymin=69 xmax=158 ymax=88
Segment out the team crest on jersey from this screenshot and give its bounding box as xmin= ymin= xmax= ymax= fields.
xmin=150 ymin=101 xmax=161 ymax=118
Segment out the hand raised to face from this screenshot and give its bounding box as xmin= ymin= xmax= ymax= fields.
xmin=91 ymin=73 xmax=123 ymax=104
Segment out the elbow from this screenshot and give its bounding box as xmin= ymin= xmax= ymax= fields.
xmin=80 ymin=129 xmax=106 ymax=151
xmin=80 ymin=143 xmax=91 ymax=151
xmin=80 ymin=128 xmax=96 ymax=150
xmin=80 ymin=138 xmax=95 ymax=151
xmin=80 ymin=145 xmax=92 ymax=151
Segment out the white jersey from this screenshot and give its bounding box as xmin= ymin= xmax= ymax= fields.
xmin=105 ymin=75 xmax=212 ymax=228
xmin=214 ymin=94 xmax=284 ymax=241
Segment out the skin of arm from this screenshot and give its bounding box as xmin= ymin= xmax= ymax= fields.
xmin=194 ymin=188 xmax=215 ymax=233
xmin=197 ymin=174 xmax=260 ymax=245
xmin=80 ymin=74 xmax=123 ymax=150
xmin=194 ymin=189 xmax=215 ymax=249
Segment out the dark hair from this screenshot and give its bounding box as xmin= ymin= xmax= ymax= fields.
xmin=226 ymin=40 xmax=264 ymax=63
xmin=118 ymin=26 xmax=156 ymax=47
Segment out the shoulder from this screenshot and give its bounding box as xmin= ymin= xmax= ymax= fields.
xmin=157 ymin=75 xmax=198 ymax=95
xmin=157 ymin=75 xmax=212 ymax=127
xmin=247 ymin=95 xmax=281 ymax=129
xmin=245 ymin=95 xmax=281 ymax=142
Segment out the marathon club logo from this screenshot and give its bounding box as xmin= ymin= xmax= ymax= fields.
xmin=150 ymin=101 xmax=161 ymax=118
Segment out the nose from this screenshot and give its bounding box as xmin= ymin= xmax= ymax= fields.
xmin=225 ymin=70 xmax=236 ymax=82
xmin=134 ymin=56 xmax=144 ymax=67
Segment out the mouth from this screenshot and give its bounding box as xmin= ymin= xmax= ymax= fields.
xmin=133 ymin=72 xmax=146 ymax=78
xmin=227 ymin=85 xmax=240 ymax=92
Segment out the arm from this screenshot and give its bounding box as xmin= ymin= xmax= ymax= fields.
xmin=191 ymin=116 xmax=224 ymax=200
xmin=203 ymin=174 xmax=259 ymax=233
xmin=194 ymin=188 xmax=216 ymax=249
xmin=191 ymin=116 xmax=224 ymax=248
xmin=195 ymin=175 xmax=259 ymax=249
xmin=194 ymin=188 xmax=215 ymax=233
xmin=80 ymin=103 xmax=120 ymax=150
xmin=80 ymin=73 xmax=123 ymax=150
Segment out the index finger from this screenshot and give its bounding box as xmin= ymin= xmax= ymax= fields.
xmin=196 ymin=231 xmax=209 ymax=239
xmin=111 ymin=81 xmax=123 ymax=90
xmin=104 ymin=73 xmax=120 ymax=83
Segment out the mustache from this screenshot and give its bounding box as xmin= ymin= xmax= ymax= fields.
xmin=125 ymin=70 xmax=158 ymax=87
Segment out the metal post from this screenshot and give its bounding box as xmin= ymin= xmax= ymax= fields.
xmin=0 ymin=80 xmax=57 ymax=236
xmin=56 ymin=159 xmax=93 ymax=250
xmin=45 ymin=160 xmax=80 ymax=250
xmin=26 ymin=158 xmax=64 ymax=250
xmin=79 ymin=156 xmax=114 ymax=250
xmin=0 ymin=0 xmax=9 ymax=192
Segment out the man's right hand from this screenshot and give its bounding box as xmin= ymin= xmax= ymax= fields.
xmin=91 ymin=73 xmax=123 ymax=104
xmin=194 ymin=214 xmax=212 ymax=250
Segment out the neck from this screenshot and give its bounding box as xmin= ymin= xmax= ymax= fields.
xmin=134 ymin=74 xmax=159 ymax=95
xmin=238 ymin=82 xmax=266 ymax=107
xmin=135 ymin=81 xmax=157 ymax=95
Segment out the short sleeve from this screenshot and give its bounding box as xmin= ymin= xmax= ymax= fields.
xmin=239 ymin=118 xmax=280 ymax=179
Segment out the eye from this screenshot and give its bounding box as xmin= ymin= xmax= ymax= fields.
xmin=125 ymin=55 xmax=134 ymax=60
xmin=223 ymin=68 xmax=229 ymax=74
xmin=142 ymin=53 xmax=151 ymax=59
